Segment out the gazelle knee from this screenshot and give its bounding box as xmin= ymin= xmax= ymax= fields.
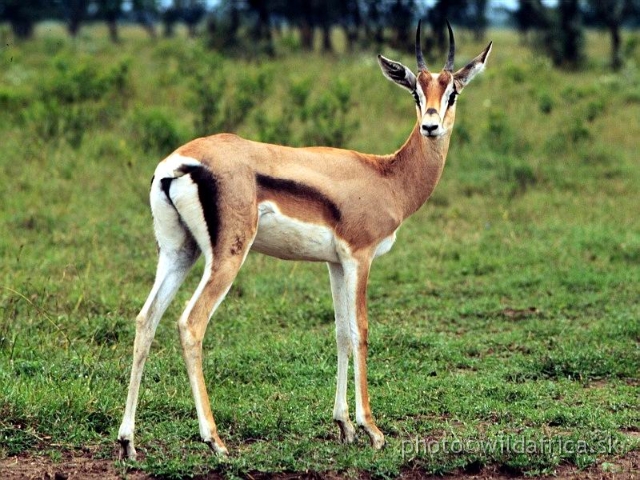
xmin=178 ymin=317 xmax=200 ymax=347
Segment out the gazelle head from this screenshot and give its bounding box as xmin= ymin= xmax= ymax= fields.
xmin=378 ymin=21 xmax=492 ymax=138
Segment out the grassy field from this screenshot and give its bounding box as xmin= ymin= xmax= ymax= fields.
xmin=0 ymin=24 xmax=639 ymax=478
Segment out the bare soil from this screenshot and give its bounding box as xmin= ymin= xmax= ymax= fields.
xmin=0 ymin=450 xmax=637 ymax=480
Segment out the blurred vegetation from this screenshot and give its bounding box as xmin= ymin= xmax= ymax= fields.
xmin=0 ymin=19 xmax=638 ymax=479
xmin=2 ymin=1 xmax=640 ymax=69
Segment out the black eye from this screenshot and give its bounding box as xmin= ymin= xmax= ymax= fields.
xmin=412 ymin=90 xmax=420 ymax=108
xmin=447 ymin=90 xmax=458 ymax=108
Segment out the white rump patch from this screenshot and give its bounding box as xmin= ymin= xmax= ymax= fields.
xmin=154 ymin=153 xmax=202 ymax=180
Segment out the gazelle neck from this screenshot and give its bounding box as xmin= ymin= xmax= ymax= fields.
xmin=383 ymin=122 xmax=452 ymax=220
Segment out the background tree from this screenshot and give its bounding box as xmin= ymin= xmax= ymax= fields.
xmin=182 ymin=0 xmax=206 ymax=37
xmin=246 ymin=0 xmax=275 ymax=55
xmin=0 ymin=0 xmax=49 ymax=39
xmin=513 ymin=0 xmax=549 ymax=42
xmin=583 ymin=0 xmax=639 ymax=70
xmin=162 ymin=0 xmax=205 ymax=38
xmin=554 ymin=0 xmax=584 ymax=68
xmin=362 ymin=0 xmax=385 ymax=47
xmin=388 ymin=0 xmax=416 ymax=52
xmin=426 ymin=0 xmax=473 ymax=57
xmin=513 ymin=0 xmax=584 ymax=69
xmin=339 ymin=0 xmax=363 ymax=52
xmin=132 ymin=0 xmax=158 ymax=38
xmin=96 ymin=0 xmax=123 ymax=43
xmin=468 ymin=0 xmax=488 ymax=41
xmin=62 ymin=0 xmax=89 ymax=37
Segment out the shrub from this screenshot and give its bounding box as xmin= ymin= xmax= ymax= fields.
xmin=253 ymin=107 xmax=293 ymax=145
xmin=191 ymin=69 xmax=226 ymax=137
xmin=18 ymin=55 xmax=132 ymax=149
xmin=21 ymin=99 xmax=91 ymax=148
xmin=537 ymin=91 xmax=554 ymax=114
xmin=190 ymin=62 xmax=274 ymax=136
xmin=132 ymin=108 xmax=184 ymax=154
xmin=485 ymin=109 xmax=515 ymax=154
xmin=303 ymin=78 xmax=359 ymax=147
xmin=585 ymin=99 xmax=605 ymax=122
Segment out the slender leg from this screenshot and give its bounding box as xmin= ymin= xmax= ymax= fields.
xmin=328 ymin=263 xmax=356 ymax=443
xmin=342 ymin=257 xmax=385 ymax=449
xmin=118 ymin=242 xmax=198 ymax=460
xmin=178 ymin=243 xmax=250 ymax=455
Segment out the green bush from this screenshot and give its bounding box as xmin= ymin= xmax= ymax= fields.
xmin=46 ymin=57 xmax=131 ymax=105
xmin=190 ymin=62 xmax=274 ymax=136
xmin=20 ymin=99 xmax=90 ymax=148
xmin=303 ymin=78 xmax=359 ymax=147
xmin=485 ymin=109 xmax=515 ymax=154
xmin=16 ymin=55 xmax=132 ymax=149
xmin=132 ymin=108 xmax=184 ymax=154
xmin=537 ymin=91 xmax=555 ymax=114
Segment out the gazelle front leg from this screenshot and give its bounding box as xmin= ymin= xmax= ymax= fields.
xmin=328 ymin=263 xmax=356 ymax=444
xmin=341 ymin=256 xmax=385 ymax=449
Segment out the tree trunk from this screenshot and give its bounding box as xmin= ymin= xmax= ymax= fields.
xmin=321 ymin=24 xmax=332 ymax=53
xmin=11 ymin=20 xmax=35 ymax=39
xmin=300 ymin=21 xmax=314 ymax=51
xmin=609 ymin=23 xmax=622 ymax=70
xmin=68 ymin=19 xmax=81 ymax=37
xmin=107 ymin=19 xmax=119 ymax=43
xmin=556 ymin=0 xmax=584 ymax=69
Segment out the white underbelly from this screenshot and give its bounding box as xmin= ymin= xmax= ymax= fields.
xmin=251 ymin=202 xmax=340 ymax=262
xmin=374 ymin=231 xmax=397 ymax=258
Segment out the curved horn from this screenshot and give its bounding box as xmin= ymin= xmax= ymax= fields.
xmin=415 ymin=20 xmax=427 ymax=71
xmin=444 ymin=20 xmax=455 ymax=72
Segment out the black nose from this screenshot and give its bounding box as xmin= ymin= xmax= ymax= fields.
xmin=422 ymin=124 xmax=438 ymax=134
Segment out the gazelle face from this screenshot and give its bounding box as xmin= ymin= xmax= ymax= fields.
xmin=377 ymin=21 xmax=492 ymax=140
xmin=415 ymin=70 xmax=457 ymax=138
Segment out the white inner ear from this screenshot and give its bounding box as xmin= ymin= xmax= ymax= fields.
xmin=401 ymin=66 xmax=417 ymax=92
xmin=458 ymin=61 xmax=486 ymax=88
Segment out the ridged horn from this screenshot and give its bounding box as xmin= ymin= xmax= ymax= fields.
xmin=415 ymin=20 xmax=427 ymax=71
xmin=444 ymin=20 xmax=455 ymax=71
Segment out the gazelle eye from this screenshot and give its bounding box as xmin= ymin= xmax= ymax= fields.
xmin=447 ymin=90 xmax=458 ymax=108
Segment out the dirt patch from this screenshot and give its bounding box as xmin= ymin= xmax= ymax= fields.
xmin=1 ymin=450 xmax=638 ymax=480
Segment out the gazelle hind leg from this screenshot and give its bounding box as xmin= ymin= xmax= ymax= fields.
xmin=177 ymin=250 xmax=248 ymax=455
xmin=328 ymin=263 xmax=356 ymax=443
xmin=168 ymin=163 xmax=257 ymax=454
xmin=118 ymin=196 xmax=199 ymax=460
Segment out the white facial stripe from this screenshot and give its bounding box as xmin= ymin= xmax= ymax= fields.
xmin=415 ymin=83 xmax=427 ymax=115
xmin=440 ymin=81 xmax=454 ymax=117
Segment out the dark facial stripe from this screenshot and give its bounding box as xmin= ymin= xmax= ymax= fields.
xmin=411 ymin=90 xmax=420 ymax=108
xmin=256 ymin=174 xmax=341 ymax=223
xmin=178 ymin=164 xmax=220 ymax=247
xmin=447 ymin=90 xmax=458 ymax=108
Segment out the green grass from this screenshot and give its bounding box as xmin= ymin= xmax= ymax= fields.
xmin=0 ymin=24 xmax=639 ymax=477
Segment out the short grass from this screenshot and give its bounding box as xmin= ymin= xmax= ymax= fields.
xmin=0 ymin=24 xmax=639 ymax=478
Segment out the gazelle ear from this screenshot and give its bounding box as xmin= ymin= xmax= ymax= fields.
xmin=453 ymin=41 xmax=492 ymax=92
xmin=377 ymin=55 xmax=417 ymax=92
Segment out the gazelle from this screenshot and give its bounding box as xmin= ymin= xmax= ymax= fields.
xmin=118 ymin=21 xmax=492 ymax=458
